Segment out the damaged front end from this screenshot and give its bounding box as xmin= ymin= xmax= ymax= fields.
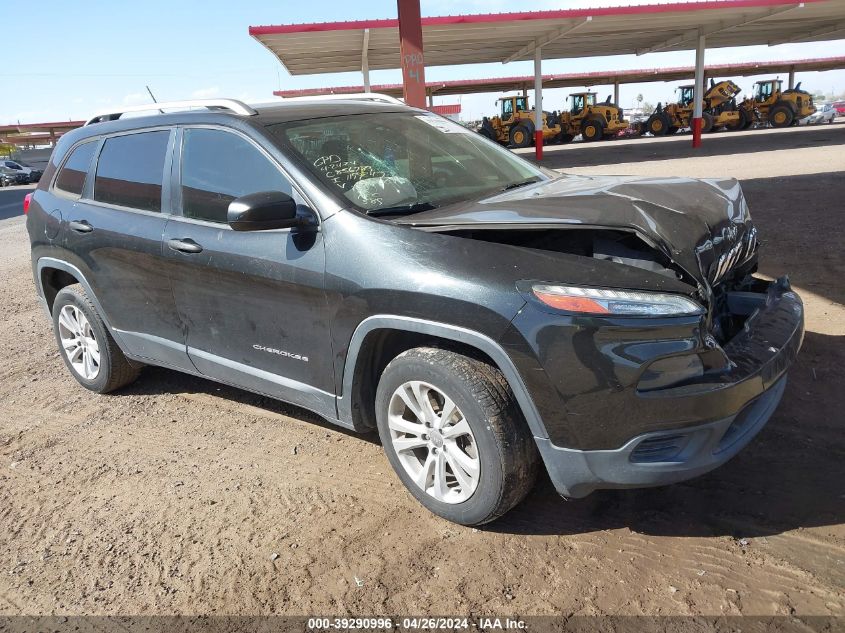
xmin=397 ymin=174 xmax=804 ymax=481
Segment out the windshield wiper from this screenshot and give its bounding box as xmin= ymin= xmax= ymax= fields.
xmin=366 ymin=202 xmax=437 ymax=216
xmin=501 ymin=177 xmax=541 ymax=192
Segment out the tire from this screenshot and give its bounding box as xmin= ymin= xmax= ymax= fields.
xmin=725 ymin=109 xmax=748 ymax=131
xmin=375 ymin=347 xmax=539 ymax=526
xmin=555 ymin=133 xmax=574 ymax=144
xmin=52 ymin=284 xmax=140 ymax=393
xmin=667 ymin=126 xmax=680 ymax=135
xmin=581 ymin=117 xmax=605 ymax=142
xmin=508 ymin=123 xmax=532 ymax=148
xmin=647 ymin=112 xmax=671 ymax=136
xmin=769 ymin=104 xmax=793 ymax=128
xmin=701 ymin=112 xmax=715 ymax=133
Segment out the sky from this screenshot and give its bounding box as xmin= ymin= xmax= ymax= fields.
xmin=3 ymin=0 xmax=844 ymax=125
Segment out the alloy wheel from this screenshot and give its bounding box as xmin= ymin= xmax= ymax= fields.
xmin=58 ymin=304 xmax=100 ymax=380
xmin=387 ymin=380 xmax=480 ymax=504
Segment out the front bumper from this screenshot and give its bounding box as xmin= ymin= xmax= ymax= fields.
xmin=510 ymin=276 xmax=803 ymax=497
xmin=537 ymin=376 xmax=786 ymax=498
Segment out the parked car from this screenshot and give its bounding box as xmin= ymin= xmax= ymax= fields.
xmin=0 ymin=165 xmax=29 ymax=187
xmin=799 ymin=103 xmax=836 ymax=125
xmin=2 ymin=159 xmax=43 ymax=183
xmin=832 ymin=100 xmax=845 ymax=116
xmin=26 ymin=96 xmax=803 ymax=525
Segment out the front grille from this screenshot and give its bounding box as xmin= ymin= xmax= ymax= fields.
xmin=630 ymin=434 xmax=688 ymax=463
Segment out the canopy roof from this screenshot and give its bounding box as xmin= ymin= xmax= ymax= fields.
xmin=273 ymin=56 xmax=845 ymax=99
xmin=0 ymin=121 xmax=84 ymax=135
xmin=250 ymin=0 xmax=845 ymax=75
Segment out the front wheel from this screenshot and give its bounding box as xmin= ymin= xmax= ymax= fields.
xmin=508 ymin=124 xmax=533 ymax=148
xmin=375 ymin=347 xmax=539 ymax=525
xmin=770 ymin=104 xmax=794 ymax=128
xmin=581 ymin=118 xmax=605 ymax=142
xmin=647 ymin=112 xmax=671 ymax=136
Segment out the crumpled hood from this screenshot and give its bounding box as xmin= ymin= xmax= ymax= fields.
xmin=397 ymin=174 xmax=758 ymax=289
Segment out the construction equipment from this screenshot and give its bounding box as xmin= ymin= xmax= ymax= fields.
xmin=737 ymin=79 xmax=816 ymax=128
xmin=478 ymin=95 xmax=561 ymax=148
xmin=646 ymin=79 xmax=743 ymax=135
xmin=556 ymin=92 xmax=629 ymax=143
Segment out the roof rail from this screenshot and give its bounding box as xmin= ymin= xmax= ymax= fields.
xmin=277 ymin=92 xmax=405 ymax=105
xmin=84 ymin=99 xmax=257 ymax=126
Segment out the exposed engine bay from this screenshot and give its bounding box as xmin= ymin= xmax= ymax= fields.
xmin=444 ymin=226 xmax=761 ymax=346
xmin=445 ymin=227 xmax=692 ymax=283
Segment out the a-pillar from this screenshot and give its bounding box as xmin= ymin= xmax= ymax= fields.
xmin=692 ymin=33 xmax=705 ymax=149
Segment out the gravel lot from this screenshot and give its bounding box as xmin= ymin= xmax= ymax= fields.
xmin=1 ymin=124 xmax=843 ymax=616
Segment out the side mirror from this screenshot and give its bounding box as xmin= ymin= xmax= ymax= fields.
xmin=227 ymin=191 xmax=304 ymax=231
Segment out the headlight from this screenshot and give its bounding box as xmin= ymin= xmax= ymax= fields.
xmin=532 ymin=284 xmax=704 ymax=316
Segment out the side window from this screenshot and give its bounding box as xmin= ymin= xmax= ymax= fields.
xmin=93 ymin=130 xmax=170 ymax=212
xmin=180 ymin=128 xmax=293 ymax=224
xmin=54 ymin=141 xmax=97 ymax=197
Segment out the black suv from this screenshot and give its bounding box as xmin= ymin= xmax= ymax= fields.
xmin=26 ymin=97 xmax=803 ymax=525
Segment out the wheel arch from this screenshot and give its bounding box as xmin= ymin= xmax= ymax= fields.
xmin=337 ymin=316 xmax=548 ymax=440
xmin=36 ymin=257 xmax=129 ymax=353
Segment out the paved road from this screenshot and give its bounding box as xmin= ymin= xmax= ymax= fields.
xmin=0 ymin=185 xmax=34 ymax=221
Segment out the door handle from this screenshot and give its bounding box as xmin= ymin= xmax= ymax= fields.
xmin=68 ymin=220 xmax=93 ymax=233
xmin=167 ymin=238 xmax=203 ymax=254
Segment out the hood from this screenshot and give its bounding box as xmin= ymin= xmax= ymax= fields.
xmin=396 ymin=174 xmax=758 ymax=290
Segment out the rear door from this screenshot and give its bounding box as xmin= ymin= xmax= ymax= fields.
xmin=162 ymin=126 xmax=335 ymax=416
xmin=59 ymin=128 xmax=192 ymax=371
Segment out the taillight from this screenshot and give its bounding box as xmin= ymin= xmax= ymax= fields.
xmin=23 ymin=193 xmax=32 ymax=215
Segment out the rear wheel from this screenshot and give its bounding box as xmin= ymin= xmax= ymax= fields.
xmin=508 ymin=123 xmax=532 ymax=148
xmin=52 ymin=284 xmax=140 ymax=393
xmin=770 ymin=104 xmax=794 ymax=128
xmin=581 ymin=118 xmax=605 ymax=142
xmin=375 ymin=347 xmax=539 ymax=526
xmin=701 ymin=112 xmax=715 ymax=133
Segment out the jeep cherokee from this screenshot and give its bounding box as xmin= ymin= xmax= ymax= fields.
xmin=26 ymin=96 xmax=804 ymax=525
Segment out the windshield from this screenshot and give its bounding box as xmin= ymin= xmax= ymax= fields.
xmin=267 ymin=112 xmax=545 ymax=215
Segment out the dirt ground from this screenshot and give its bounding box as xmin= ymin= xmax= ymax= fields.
xmin=1 ymin=124 xmax=843 ymax=617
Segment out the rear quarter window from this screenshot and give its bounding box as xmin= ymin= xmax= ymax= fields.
xmin=54 ymin=141 xmax=98 ymax=197
xmin=93 ymin=130 xmax=170 ymax=212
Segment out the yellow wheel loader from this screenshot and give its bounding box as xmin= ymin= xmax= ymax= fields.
xmin=556 ymin=92 xmax=628 ymax=143
xmin=646 ymin=79 xmax=743 ymax=135
xmin=737 ymin=79 xmax=816 ymax=129
xmin=477 ymin=96 xmax=562 ymax=148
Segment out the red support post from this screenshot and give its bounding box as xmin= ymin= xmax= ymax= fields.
xmin=397 ymin=0 xmax=426 ymax=108
xmin=692 ymin=117 xmax=703 ymax=148
xmin=535 ymin=131 xmax=543 ymax=160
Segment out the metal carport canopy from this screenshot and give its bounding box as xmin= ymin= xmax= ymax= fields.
xmin=272 ymin=55 xmax=845 ymax=99
xmin=249 ymin=0 xmax=845 ymax=75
